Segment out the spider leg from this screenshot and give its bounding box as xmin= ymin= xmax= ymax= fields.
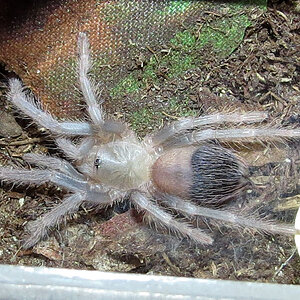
xmin=162 ymin=127 xmax=300 ymax=148
xmin=23 ymin=192 xmax=85 ymax=249
xmin=55 ymin=137 xmax=82 ymax=160
xmin=78 ymin=33 xmax=128 ymax=136
xmin=78 ymin=32 xmax=103 ymax=127
xmin=55 ymin=137 xmax=96 ymax=161
xmin=8 ymin=78 xmax=93 ymax=136
xmin=0 ymin=167 xmax=87 ymax=192
xmin=161 ymin=194 xmax=297 ymax=236
xmin=8 ymin=34 xmax=127 ymax=139
xmin=23 ymin=153 xmax=85 ymax=180
xmin=130 ymin=190 xmax=213 ymax=244
xmin=23 ymin=188 xmax=114 ymax=249
xmin=150 ymin=111 xmax=268 ymax=146
xmin=12 ymin=168 xmax=113 ymax=248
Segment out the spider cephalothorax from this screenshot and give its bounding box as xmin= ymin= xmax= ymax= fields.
xmin=0 ymin=33 xmax=299 ymax=249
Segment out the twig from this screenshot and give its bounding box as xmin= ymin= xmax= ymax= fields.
xmin=146 ymin=45 xmax=159 ymax=64
xmin=273 ymin=249 xmax=296 ymax=278
xmin=162 ymin=111 xmax=180 ymax=120
xmin=162 ymin=252 xmax=182 ymax=276
xmin=0 ymin=137 xmax=41 ymax=147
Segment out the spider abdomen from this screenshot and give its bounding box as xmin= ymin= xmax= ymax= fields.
xmin=151 ymin=145 xmax=249 ymax=204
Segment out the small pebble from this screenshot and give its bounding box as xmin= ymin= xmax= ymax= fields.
xmin=0 ymin=111 xmax=22 ymax=138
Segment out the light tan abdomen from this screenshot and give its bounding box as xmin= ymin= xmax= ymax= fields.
xmin=151 ymin=147 xmax=195 ymax=198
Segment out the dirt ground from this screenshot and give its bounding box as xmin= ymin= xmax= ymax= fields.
xmin=0 ymin=0 xmax=300 ymax=284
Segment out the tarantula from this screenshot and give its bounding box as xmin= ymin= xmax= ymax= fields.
xmin=0 ymin=33 xmax=299 ymax=249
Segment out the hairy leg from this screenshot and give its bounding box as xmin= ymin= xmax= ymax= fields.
xmin=0 ymin=167 xmax=88 ymax=192
xmin=23 ymin=153 xmax=85 ymax=180
xmin=130 ymin=191 xmax=213 ymax=244
xmin=8 ymin=33 xmax=128 ymax=139
xmin=8 ymin=78 xmax=93 ymax=136
xmin=161 ymin=194 xmax=297 ymax=236
xmin=55 ymin=137 xmax=96 ymax=161
xmin=150 ymin=111 xmax=268 ymax=146
xmin=22 ymin=182 xmax=113 ymax=248
xmin=78 ymin=33 xmax=128 ymax=137
xmin=23 ymin=192 xmax=85 ymax=249
xmin=55 ymin=137 xmax=82 ymax=160
xmin=78 ymin=32 xmax=104 ymax=127
xmin=162 ymin=127 xmax=300 ymax=148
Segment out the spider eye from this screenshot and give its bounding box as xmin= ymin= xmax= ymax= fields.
xmin=94 ymin=158 xmax=102 ymax=169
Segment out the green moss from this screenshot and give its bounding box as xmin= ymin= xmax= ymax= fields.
xmin=168 ymin=97 xmax=197 ymax=118
xmin=170 ymin=13 xmax=252 ymax=58
xmin=165 ymin=52 xmax=194 ymax=78
xmin=128 ymin=96 xmax=196 ymax=134
xmin=170 ymin=31 xmax=196 ymax=50
xmin=111 ymin=8 xmax=254 ymax=99
xmin=129 ymin=107 xmax=157 ymax=132
xmin=110 ymin=74 xmax=141 ymax=98
xmin=198 ymin=14 xmax=251 ymax=57
xmin=143 ymin=56 xmax=158 ymax=83
xmin=107 ymin=0 xmax=267 ymax=115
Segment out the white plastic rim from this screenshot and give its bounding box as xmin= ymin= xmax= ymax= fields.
xmin=295 ymin=206 xmax=300 ymax=256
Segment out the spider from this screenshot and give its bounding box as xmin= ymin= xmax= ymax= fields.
xmin=0 ymin=33 xmax=299 ymax=249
